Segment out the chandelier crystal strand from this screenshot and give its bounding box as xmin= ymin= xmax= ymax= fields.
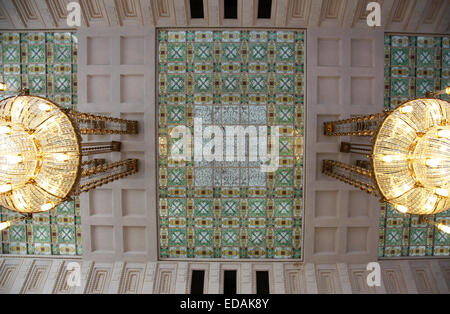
xmin=372 ymin=98 xmax=450 ymax=215
xmin=0 ymin=214 xmax=31 ymax=231
xmin=322 ymin=160 xmax=379 ymax=196
xmin=0 ymin=96 xmax=81 ymax=213
xmin=322 ymin=96 xmax=450 ymax=216
xmin=66 ymin=110 xmax=138 ymax=135
xmin=75 ymin=159 xmax=138 ymax=195
xmin=323 ymin=112 xmax=387 ymax=136
xmin=322 ymin=94 xmax=450 ymax=234
xmin=0 ymin=95 xmax=139 ymax=230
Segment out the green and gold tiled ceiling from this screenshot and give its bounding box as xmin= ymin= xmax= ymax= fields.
xmin=1 ymin=30 xmax=446 ymax=259
xmin=157 ymin=30 xmax=305 ymax=259
xmin=0 ymin=32 xmax=81 ymax=256
xmin=380 ymin=34 xmax=450 ymax=257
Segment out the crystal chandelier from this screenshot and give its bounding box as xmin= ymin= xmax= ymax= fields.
xmin=0 ymin=85 xmax=139 ymax=230
xmin=322 ymin=87 xmax=450 ymax=234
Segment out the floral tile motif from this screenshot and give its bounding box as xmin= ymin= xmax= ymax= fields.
xmin=381 ymin=35 xmax=449 ymax=258
xmin=379 ymin=203 xmax=449 ymax=257
xmin=385 ymin=35 xmax=449 ymax=109
xmin=0 ymin=32 xmax=81 ymax=256
xmin=158 ymin=30 xmax=305 ymax=259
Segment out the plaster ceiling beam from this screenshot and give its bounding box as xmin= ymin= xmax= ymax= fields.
xmin=78 ymin=0 xmax=91 ymax=28
xmin=173 ymin=0 xmax=187 ymax=26
xmin=35 ymin=0 xmax=57 ymax=28
xmin=207 ymin=0 xmax=219 ymax=26
xmin=337 ymin=0 xmax=350 ymax=27
xmin=274 ymin=0 xmax=289 ymax=27
xmin=3 ymin=0 xmax=27 ymax=28
xmin=309 ymin=0 xmax=324 ymax=27
xmin=136 ymin=0 xmax=147 ymax=25
xmin=12 ymin=0 xmax=48 ymax=29
xmin=114 ymin=0 xmax=145 ymax=26
xmin=79 ymin=0 xmax=112 ymax=28
xmin=104 ymin=0 xmax=120 ymax=27
xmin=241 ymin=0 xmax=253 ymax=27
xmin=149 ymin=0 xmax=176 ymax=27
xmin=115 ymin=0 xmax=127 ymax=26
xmin=285 ymin=0 xmax=312 ymax=28
xmin=404 ymin=0 xmax=428 ymax=32
xmin=0 ymin=4 xmax=15 ymax=29
xmin=343 ymin=0 xmax=359 ymax=28
xmin=416 ymin=0 xmax=449 ymax=33
xmin=140 ymin=0 xmax=155 ymax=25
xmin=380 ymin=0 xmax=395 ymax=30
xmin=435 ymin=0 xmax=450 ymax=33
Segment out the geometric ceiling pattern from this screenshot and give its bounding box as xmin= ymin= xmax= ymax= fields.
xmin=0 ymin=31 xmax=81 ymax=256
xmin=157 ymin=29 xmax=304 ymax=259
xmin=379 ymin=34 xmax=450 ymax=257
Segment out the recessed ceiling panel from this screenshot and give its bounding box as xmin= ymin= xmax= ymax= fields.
xmin=157 ymin=29 xmax=305 ymax=259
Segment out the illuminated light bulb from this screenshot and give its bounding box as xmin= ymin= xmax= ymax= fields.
xmin=381 ymin=155 xmax=405 ymax=162
xmin=437 ymin=223 xmax=450 ymax=234
xmin=0 ymin=221 xmax=11 ymax=231
xmin=6 ymin=155 xmax=23 ymax=164
xmin=54 ymin=153 xmax=69 ymax=162
xmin=0 ymin=82 xmax=6 ymax=91
xmin=435 ymin=188 xmax=449 ymax=197
xmin=38 ymin=103 xmax=52 ymax=111
xmin=425 ymin=195 xmax=438 ymax=211
xmin=436 ymin=129 xmax=450 ymax=138
xmin=395 ymin=204 xmax=408 ymax=213
xmin=44 ymin=116 xmax=56 ymax=126
xmin=40 ymin=203 xmax=53 ymax=211
xmin=0 ymin=184 xmax=12 ymax=193
xmin=425 ymin=158 xmax=440 ymax=167
xmin=0 ymin=125 xmax=11 ymax=134
xmin=400 ymin=106 xmax=413 ymax=113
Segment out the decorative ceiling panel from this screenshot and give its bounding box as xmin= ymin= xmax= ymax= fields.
xmin=157 ymin=29 xmax=305 ymax=259
xmin=380 ymin=34 xmax=450 ymax=257
xmin=0 ymin=31 xmax=81 ymax=256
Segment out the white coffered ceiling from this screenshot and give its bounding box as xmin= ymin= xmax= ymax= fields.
xmin=0 ymin=0 xmax=448 ymax=33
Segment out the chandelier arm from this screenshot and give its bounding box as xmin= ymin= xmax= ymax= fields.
xmin=81 ymin=159 xmax=106 ymax=166
xmin=81 ymin=159 xmax=136 ymax=178
xmin=66 ymin=110 xmax=138 ymax=135
xmin=81 ymin=141 xmax=121 ymax=156
xmin=0 ymin=213 xmax=32 ymax=231
xmin=324 ymin=112 xmax=387 ymax=136
xmin=322 ymin=160 xmax=379 ymax=196
xmin=74 ymin=159 xmax=138 ymax=195
xmin=420 ymin=215 xmax=450 ymax=234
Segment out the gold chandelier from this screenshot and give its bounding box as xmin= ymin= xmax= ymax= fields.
xmin=0 ymin=85 xmax=139 ymax=230
xmin=322 ymin=87 xmax=450 ymax=234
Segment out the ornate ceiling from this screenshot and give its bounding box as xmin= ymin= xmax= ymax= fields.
xmin=0 ymin=0 xmax=448 ymax=33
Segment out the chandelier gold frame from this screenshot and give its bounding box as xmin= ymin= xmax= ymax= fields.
xmin=0 ymin=86 xmax=139 ymax=230
xmin=0 ymin=95 xmax=82 ymax=213
xmin=322 ymin=87 xmax=450 ymax=234
xmin=371 ymin=98 xmax=449 ymax=215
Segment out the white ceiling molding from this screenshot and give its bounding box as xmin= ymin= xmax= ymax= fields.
xmin=0 ymin=0 xmax=448 ymax=33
